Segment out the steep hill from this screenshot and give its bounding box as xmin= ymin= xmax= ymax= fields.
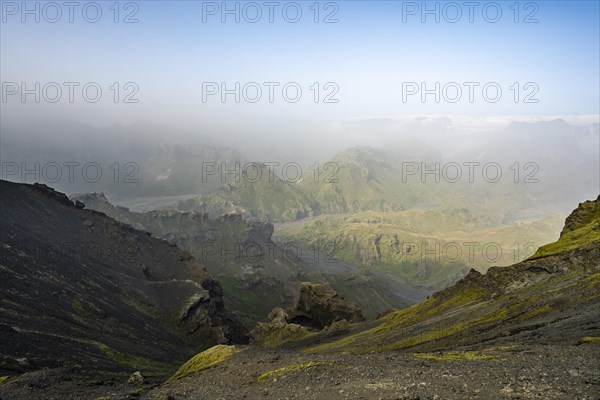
xmin=71 ymin=193 xmax=420 ymax=323
xmin=0 ymin=180 xmax=247 ymax=376
xmin=303 ymin=145 xmax=470 ymax=215
xmin=167 ymin=162 xmax=316 ymax=222
xmin=299 ymin=196 xmax=600 ymax=353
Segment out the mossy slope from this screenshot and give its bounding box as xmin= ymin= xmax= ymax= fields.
xmin=169 ymin=345 xmax=244 ymax=381
xmin=530 ymin=196 xmax=600 ymax=259
xmin=299 ymin=197 xmax=600 ymax=354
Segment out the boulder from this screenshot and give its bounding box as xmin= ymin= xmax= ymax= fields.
xmin=250 ymin=283 xmax=364 ymax=347
xmin=287 ymin=282 xmax=364 ymax=329
xmin=128 ymin=371 xmax=145 ymax=384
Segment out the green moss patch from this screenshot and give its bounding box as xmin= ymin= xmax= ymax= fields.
xmin=517 ymin=304 xmax=552 ymax=321
xmin=412 ymin=350 xmax=496 ymax=362
xmin=168 ymin=345 xmax=244 ymax=381
xmin=579 ymin=336 xmax=600 ymax=344
xmin=251 ymin=322 xmax=318 ymax=348
xmin=93 ymin=342 xmax=165 ymax=372
xmin=70 ymin=297 xmax=95 ymax=319
xmin=257 ymin=362 xmax=328 ymax=382
xmin=529 ymin=203 xmax=599 ymax=259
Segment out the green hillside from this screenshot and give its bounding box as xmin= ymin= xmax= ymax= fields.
xmin=276 ymin=209 xmax=564 ymax=290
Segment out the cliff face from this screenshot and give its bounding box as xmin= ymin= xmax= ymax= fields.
xmin=71 ymin=192 xmax=275 ymax=245
xmin=561 ymin=195 xmax=600 ymax=236
xmin=71 ymin=192 xmax=307 ymax=325
xmin=0 ymin=181 xmax=247 ymax=375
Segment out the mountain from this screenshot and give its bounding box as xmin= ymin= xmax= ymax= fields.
xmin=303 ymin=144 xmax=470 ymax=215
xmin=165 ymin=161 xmax=317 ymax=222
xmin=0 ymin=180 xmax=247 ymax=377
xmin=137 ymin=143 xmax=247 ymax=196
xmin=275 ymin=209 xmax=564 ymax=291
xmin=1 ymin=193 xmax=598 ymax=399
xmin=70 ymin=193 xmax=419 ymax=324
xmin=300 ymin=195 xmax=600 ymax=353
xmin=304 ymin=124 xmax=598 ymax=222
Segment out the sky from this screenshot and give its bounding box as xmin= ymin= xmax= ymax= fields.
xmin=1 ymin=0 xmax=599 ymax=130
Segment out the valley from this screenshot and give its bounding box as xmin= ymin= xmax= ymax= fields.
xmin=1 ymin=111 xmax=598 ymax=400
xmin=2 ymin=4 xmax=600 ymax=398
xmin=0 ymin=182 xmax=598 ymax=399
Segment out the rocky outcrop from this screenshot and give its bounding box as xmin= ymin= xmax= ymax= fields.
xmin=249 ymin=308 xmax=314 ymax=348
xmin=250 ymin=283 xmax=364 ymax=347
xmin=287 ymin=283 xmax=364 ymax=329
xmin=561 ymin=195 xmax=600 ymax=236
xmin=71 ymin=192 xmax=277 ymax=247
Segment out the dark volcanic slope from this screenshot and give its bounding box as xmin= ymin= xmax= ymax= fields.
xmin=70 ymin=192 xmax=308 ymax=325
xmin=71 ymin=192 xmax=417 ymax=323
xmin=0 ymin=180 xmax=246 ymax=376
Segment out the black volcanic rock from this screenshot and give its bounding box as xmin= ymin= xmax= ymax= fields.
xmin=287 ymin=282 xmax=364 ymax=329
xmin=0 ymin=180 xmax=247 ymax=376
xmin=70 ymin=192 xmax=306 ymax=325
xmin=71 ymin=192 xmax=421 ymax=325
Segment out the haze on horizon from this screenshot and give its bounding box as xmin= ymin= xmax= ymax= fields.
xmin=1 ymin=0 xmax=599 ymax=214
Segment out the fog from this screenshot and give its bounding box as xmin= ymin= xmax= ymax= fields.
xmin=1 ymin=0 xmax=599 ymax=213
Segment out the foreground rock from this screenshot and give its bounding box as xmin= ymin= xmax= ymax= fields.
xmin=2 ymin=344 xmax=599 ymax=399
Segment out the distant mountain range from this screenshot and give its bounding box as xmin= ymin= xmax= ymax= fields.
xmin=2 ymin=118 xmax=598 ymax=223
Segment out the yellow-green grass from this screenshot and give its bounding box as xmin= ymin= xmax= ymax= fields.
xmin=411 ymin=350 xmax=496 ymax=362
xmin=579 ymin=336 xmax=600 ymax=344
xmin=93 ymin=342 xmax=166 ymax=372
xmin=257 ymin=362 xmax=328 ymax=382
xmin=305 ymin=275 xmax=569 ymax=355
xmin=517 ymin=304 xmax=552 ymax=321
xmin=168 ymin=345 xmax=244 ymax=381
xmin=305 ymin=286 xmax=502 ymax=354
xmin=529 ymin=208 xmax=599 ymax=259
xmin=251 ymin=322 xmax=318 ymax=348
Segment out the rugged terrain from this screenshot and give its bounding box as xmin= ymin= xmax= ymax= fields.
xmin=71 ymin=193 xmax=423 ymax=323
xmin=2 ymin=344 xmax=598 ymax=400
xmin=0 ymin=180 xmax=247 ymax=377
xmin=1 ymin=189 xmax=598 ymax=399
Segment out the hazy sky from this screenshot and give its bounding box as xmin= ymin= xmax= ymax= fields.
xmin=1 ymin=1 xmax=599 ymax=130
